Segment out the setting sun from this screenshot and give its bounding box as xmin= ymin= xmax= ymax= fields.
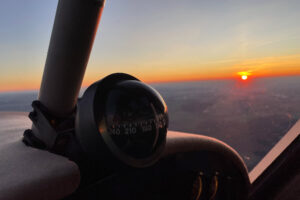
xmin=241 ymin=75 xmax=248 ymax=80
xmin=238 ymin=71 xmax=251 ymax=81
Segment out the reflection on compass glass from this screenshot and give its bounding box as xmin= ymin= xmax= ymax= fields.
xmin=101 ymin=80 xmax=168 ymax=159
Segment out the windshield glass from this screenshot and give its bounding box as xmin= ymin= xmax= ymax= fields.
xmin=152 ymin=76 xmax=300 ymax=170
xmin=0 ymin=0 xmax=300 ymax=171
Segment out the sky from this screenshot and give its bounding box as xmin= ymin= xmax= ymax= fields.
xmin=0 ymin=0 xmax=300 ymax=91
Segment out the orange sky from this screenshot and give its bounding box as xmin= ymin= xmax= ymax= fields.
xmin=1 ymin=54 xmax=300 ymax=92
xmin=82 ymin=54 xmax=300 ymax=87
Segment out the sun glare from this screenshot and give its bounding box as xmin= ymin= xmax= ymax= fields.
xmin=238 ymin=71 xmax=251 ymax=81
xmin=241 ymin=75 xmax=248 ymax=80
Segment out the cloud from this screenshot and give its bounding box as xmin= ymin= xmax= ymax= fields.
xmin=232 ymin=54 xmax=300 ymax=77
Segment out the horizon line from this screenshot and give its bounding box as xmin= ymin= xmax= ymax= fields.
xmin=0 ymin=73 xmax=299 ymax=93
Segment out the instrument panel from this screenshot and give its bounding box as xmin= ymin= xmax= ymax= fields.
xmin=69 ymin=151 xmax=249 ymax=200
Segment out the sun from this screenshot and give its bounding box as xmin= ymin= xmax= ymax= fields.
xmin=241 ymin=75 xmax=248 ymax=80
xmin=238 ymin=71 xmax=251 ymax=81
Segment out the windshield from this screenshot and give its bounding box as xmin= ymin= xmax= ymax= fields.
xmin=0 ymin=0 xmax=300 ymax=171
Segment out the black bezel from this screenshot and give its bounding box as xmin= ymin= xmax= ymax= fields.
xmin=75 ymin=73 xmax=168 ymax=168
